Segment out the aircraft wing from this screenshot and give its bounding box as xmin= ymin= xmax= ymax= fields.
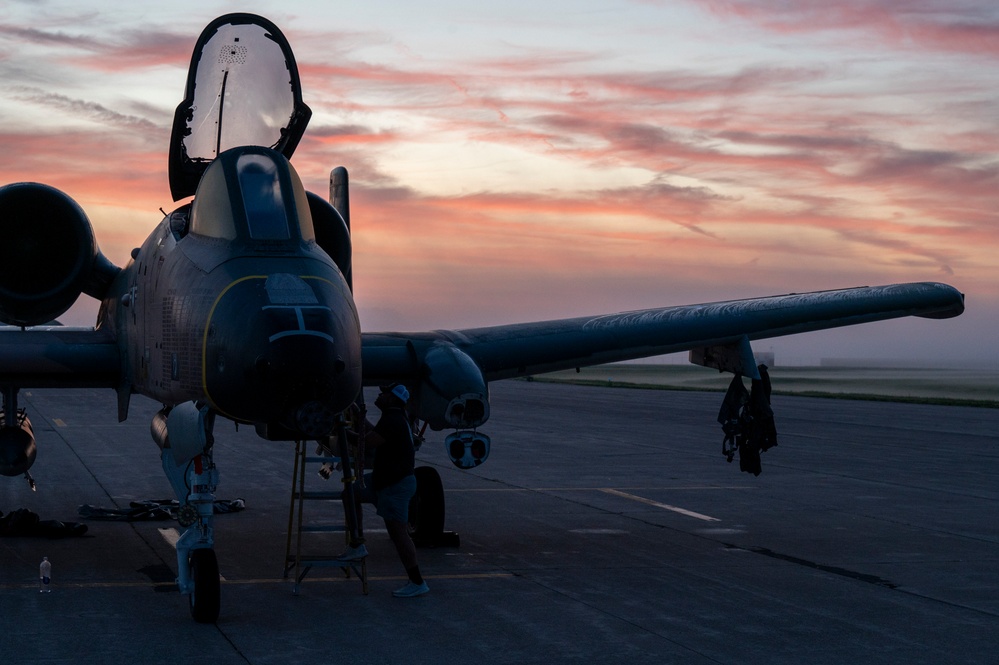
xmin=362 ymin=282 xmax=964 ymax=386
xmin=0 ymin=326 xmax=120 ymax=388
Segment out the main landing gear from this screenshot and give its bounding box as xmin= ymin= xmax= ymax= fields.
xmin=408 ymin=466 xmax=459 ymax=548
xmin=152 ymin=402 xmax=221 ymax=623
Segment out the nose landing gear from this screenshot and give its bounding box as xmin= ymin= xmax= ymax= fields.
xmin=154 ymin=402 xmax=222 ymax=623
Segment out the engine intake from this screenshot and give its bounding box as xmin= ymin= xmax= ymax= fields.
xmin=0 ymin=182 xmax=119 ymax=326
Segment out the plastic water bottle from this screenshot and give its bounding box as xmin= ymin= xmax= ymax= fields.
xmin=39 ymin=557 xmax=51 ymax=593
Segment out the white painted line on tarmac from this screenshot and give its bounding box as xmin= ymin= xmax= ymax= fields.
xmin=600 ymin=488 xmax=721 ymax=522
xmin=158 ymin=527 xmax=181 ymax=547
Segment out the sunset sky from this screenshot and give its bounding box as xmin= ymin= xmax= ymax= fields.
xmin=1 ymin=1 xmax=996 ymax=365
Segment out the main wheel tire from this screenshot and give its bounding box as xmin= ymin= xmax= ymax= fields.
xmin=189 ymin=548 xmax=221 ymax=623
xmin=409 ymin=466 xmax=445 ymax=544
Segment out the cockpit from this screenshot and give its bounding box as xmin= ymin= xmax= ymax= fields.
xmin=189 ymin=146 xmax=316 ymax=244
xmin=163 ymin=14 xmax=350 ymax=279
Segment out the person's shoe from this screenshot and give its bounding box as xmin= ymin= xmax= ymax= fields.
xmin=392 ymin=581 xmax=429 ymax=598
xmin=335 ymin=543 xmax=368 ymax=562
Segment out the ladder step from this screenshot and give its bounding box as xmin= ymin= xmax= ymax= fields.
xmin=287 ymin=439 xmax=368 ymax=594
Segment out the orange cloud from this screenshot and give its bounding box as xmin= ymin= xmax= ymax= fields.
xmin=1 ymin=8 xmax=994 ymax=360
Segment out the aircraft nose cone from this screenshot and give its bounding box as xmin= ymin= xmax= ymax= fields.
xmin=261 ymin=335 xmax=342 ymax=434
xmin=202 ymin=271 xmax=362 ymax=433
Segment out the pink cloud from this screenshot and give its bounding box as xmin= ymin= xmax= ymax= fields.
xmin=72 ymin=31 xmax=192 ymax=72
xmin=0 ymin=9 xmax=993 ymax=349
xmin=0 ymin=130 xmax=168 ymax=204
xmin=322 ymin=80 xmax=987 ymax=286
xmin=693 ymin=0 xmax=999 ymax=57
xmin=0 ymin=22 xmax=191 ymax=73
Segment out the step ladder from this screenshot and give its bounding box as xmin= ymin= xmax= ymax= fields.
xmin=284 ymin=438 xmax=368 ymax=595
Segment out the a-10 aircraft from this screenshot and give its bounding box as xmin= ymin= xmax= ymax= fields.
xmin=0 ymin=14 xmax=964 ymax=622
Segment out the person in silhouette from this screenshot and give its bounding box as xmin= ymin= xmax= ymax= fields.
xmin=339 ymin=383 xmax=428 ymax=597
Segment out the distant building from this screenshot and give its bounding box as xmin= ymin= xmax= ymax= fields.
xmin=756 ymin=351 xmax=775 ymax=367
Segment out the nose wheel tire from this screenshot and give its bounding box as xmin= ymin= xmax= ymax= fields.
xmin=189 ymin=548 xmax=221 ymax=623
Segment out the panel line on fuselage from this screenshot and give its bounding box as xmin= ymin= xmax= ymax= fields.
xmin=201 ymin=274 xmax=266 ymax=420
xmin=200 ymin=273 xmax=341 ymax=423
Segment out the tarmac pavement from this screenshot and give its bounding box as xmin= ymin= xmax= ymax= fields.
xmin=1 ymin=381 xmax=996 ymax=664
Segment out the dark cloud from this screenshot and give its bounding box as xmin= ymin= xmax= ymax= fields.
xmin=10 ymin=86 xmax=160 ymax=132
xmin=716 ymin=130 xmax=879 ymax=152
xmin=0 ymin=16 xmax=192 ymax=72
xmin=308 ymin=124 xmax=377 ymax=138
xmin=0 ymin=25 xmax=103 ymax=50
xmin=855 ymin=147 xmax=992 ymax=182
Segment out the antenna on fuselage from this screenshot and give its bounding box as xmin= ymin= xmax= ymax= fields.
xmin=330 ymin=166 xmax=352 ymax=292
xmin=330 ymin=166 xmax=349 ymax=232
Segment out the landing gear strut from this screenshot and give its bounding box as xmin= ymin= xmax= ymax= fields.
xmin=154 ymin=402 xmax=221 ymax=623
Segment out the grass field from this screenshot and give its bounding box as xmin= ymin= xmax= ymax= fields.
xmin=529 ymin=364 xmax=998 ymax=408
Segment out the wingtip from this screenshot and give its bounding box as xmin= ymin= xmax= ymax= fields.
xmin=916 ymin=282 xmax=965 ymax=319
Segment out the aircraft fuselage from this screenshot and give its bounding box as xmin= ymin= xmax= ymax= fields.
xmin=102 ymin=154 xmax=362 ymax=438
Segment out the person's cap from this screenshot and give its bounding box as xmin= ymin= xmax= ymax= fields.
xmin=381 ymin=383 xmax=409 ymax=404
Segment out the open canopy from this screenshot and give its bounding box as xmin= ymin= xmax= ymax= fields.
xmin=168 ymin=13 xmax=311 ymax=201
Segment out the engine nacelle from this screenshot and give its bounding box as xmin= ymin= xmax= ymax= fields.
xmin=307 ymin=191 xmax=351 ymax=287
xmin=0 ymin=412 xmax=36 ymax=477
xmin=0 ymin=182 xmax=119 ymax=326
xmin=413 ymin=342 xmax=489 ymax=431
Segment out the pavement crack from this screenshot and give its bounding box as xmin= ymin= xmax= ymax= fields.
xmin=734 ymin=544 xmax=898 ymax=589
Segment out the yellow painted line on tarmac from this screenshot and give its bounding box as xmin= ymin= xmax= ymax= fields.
xmin=232 ymin=572 xmax=514 ymax=585
xmin=1 ymin=580 xmax=177 ymax=590
xmin=600 ymin=488 xmax=721 ymax=522
xmin=446 ymin=486 xmax=750 ymax=492
xmin=0 ymin=572 xmax=513 ymax=592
